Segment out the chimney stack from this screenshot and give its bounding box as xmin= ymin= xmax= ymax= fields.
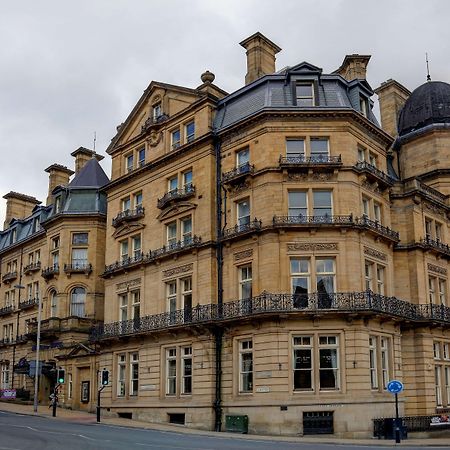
xmin=3 ymin=192 xmax=41 ymax=230
xmin=71 ymin=147 xmax=104 ymax=174
xmin=375 ymin=79 xmax=411 ymax=137
xmin=334 ymin=54 xmax=371 ymax=81
xmin=44 ymin=164 xmax=74 ymax=206
xmin=240 ymin=32 xmax=281 ymax=85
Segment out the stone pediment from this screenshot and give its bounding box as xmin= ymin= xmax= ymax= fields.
xmin=112 ymin=222 xmax=146 ymax=239
xmin=61 ymin=342 xmax=98 ymax=359
xmin=157 ymin=201 xmax=197 ymax=221
xmin=288 ymin=61 xmax=323 ymax=75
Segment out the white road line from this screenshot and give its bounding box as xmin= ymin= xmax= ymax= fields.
xmin=134 ymin=444 xmax=216 ymax=450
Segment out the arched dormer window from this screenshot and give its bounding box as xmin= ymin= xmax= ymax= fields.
xmin=70 ymin=287 xmax=86 ymax=317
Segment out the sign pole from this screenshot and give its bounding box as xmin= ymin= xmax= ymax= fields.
xmin=395 ymin=393 xmax=400 ymax=444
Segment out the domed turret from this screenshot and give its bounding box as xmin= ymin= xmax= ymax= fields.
xmin=398 ymin=81 xmax=450 ymax=135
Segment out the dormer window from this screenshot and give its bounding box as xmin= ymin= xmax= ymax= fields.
xmin=153 ymin=103 xmax=162 ymax=120
xmin=11 ymin=228 xmax=17 ymax=244
xmin=359 ymin=95 xmax=369 ymax=117
xmin=296 ymin=83 xmax=314 ymax=107
xmin=32 ymin=217 xmax=40 ymax=233
xmin=54 ymin=196 xmax=61 ymax=213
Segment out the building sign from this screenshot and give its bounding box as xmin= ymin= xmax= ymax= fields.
xmin=0 ymin=389 xmax=16 ymax=400
xmin=81 ymin=381 xmax=90 ymax=403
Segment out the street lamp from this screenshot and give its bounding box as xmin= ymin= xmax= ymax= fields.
xmin=33 ymin=289 xmax=43 ymax=413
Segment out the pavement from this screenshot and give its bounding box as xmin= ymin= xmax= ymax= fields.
xmin=1 ymin=400 xmax=449 ymax=447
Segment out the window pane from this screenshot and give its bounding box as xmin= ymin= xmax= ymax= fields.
xmin=310 ymin=138 xmax=329 ymax=155
xmin=288 ymin=192 xmax=307 ymax=216
xmin=286 ymin=139 xmax=305 ymax=156
xmin=296 ymin=84 xmax=313 ymax=97
xmin=72 ymin=233 xmax=88 ymax=245
xmin=313 ymin=191 xmax=332 ymax=216
xmin=237 ymin=148 xmax=249 ymax=166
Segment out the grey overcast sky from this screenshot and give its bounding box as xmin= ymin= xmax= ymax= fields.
xmin=1 ymin=0 xmax=449 ymax=225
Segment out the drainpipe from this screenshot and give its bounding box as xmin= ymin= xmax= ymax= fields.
xmin=11 ymin=247 xmax=24 ymax=389
xmin=213 ymin=134 xmax=223 ymax=432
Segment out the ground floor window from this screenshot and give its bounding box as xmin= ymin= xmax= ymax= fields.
xmin=165 ymin=345 xmax=193 ymax=397
xmin=434 ymin=340 xmax=450 ymax=408
xmin=0 ymin=363 xmax=10 ymax=389
xmin=239 ymin=339 xmax=253 ymax=393
xmin=116 ymin=352 xmax=139 ymax=398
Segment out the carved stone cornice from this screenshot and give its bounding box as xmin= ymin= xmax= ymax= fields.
xmin=234 ymin=249 xmax=253 ymax=261
xmin=427 ymin=263 xmax=447 ymax=276
xmin=163 ymin=263 xmax=193 ymax=278
xmin=287 ymin=242 xmax=338 ymax=252
xmin=116 ymin=278 xmax=141 ymax=291
xmin=364 ymin=246 xmax=387 ymax=262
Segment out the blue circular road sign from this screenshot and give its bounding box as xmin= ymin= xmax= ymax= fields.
xmin=387 ymin=380 xmax=404 ymax=394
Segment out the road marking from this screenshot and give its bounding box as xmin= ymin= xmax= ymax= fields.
xmin=0 ymin=446 xmax=21 ymax=450
xmin=134 ymin=444 xmax=216 ymax=450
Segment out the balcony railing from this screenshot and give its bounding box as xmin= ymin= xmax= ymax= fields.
xmin=64 ymin=263 xmax=93 ymax=275
xmin=279 ymin=154 xmax=342 ymax=169
xmin=90 ymin=291 xmax=450 ymax=341
xmin=141 ymin=113 xmax=169 ymax=131
xmin=42 ymin=264 xmax=59 ymax=280
xmin=0 ymin=305 xmax=13 ymax=316
xmin=112 ymin=206 xmax=145 ymax=228
xmin=19 ymin=298 xmax=39 ymax=310
xmin=27 ymin=316 xmax=97 ymax=337
xmin=420 ymin=236 xmax=450 ymax=257
xmin=103 ymin=236 xmax=202 ymax=276
xmin=23 ymin=261 xmax=41 ymax=275
xmin=355 ymin=161 xmax=395 ymax=188
xmin=418 ymin=181 xmax=447 ymax=203
xmin=157 ymin=184 xmax=196 ymax=209
xmin=222 ymin=219 xmax=262 ymax=240
xmin=273 ymin=214 xmax=354 ymax=226
xmin=222 ymin=162 xmax=255 ymax=183
xmin=2 ymin=271 xmax=18 ymax=283
xmin=356 ymin=216 xmax=400 ymax=242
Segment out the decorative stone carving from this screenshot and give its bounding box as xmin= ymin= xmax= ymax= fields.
xmin=427 ymin=263 xmax=447 ymax=275
xmin=227 ymin=181 xmax=250 ymax=197
xmin=424 ymin=202 xmax=445 ymax=218
xmin=364 ymin=246 xmax=387 ymax=261
xmin=116 ymin=278 xmax=141 ymax=291
xmin=287 ymin=173 xmax=308 ymax=182
xmin=148 ymin=130 xmax=163 ymax=147
xmin=163 ymin=263 xmax=193 ymax=278
xmin=287 ymin=242 xmax=338 ymax=251
xmin=234 ymin=249 xmax=253 ymax=261
xmin=362 ymin=181 xmax=382 ymax=195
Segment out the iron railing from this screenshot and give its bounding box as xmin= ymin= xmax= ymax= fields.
xmin=103 ymin=236 xmax=202 ymax=275
xmin=64 ymin=263 xmax=93 ymax=274
xmin=19 ymin=298 xmax=39 ymax=310
xmin=279 ymin=154 xmax=342 ymax=166
xmin=273 ymin=214 xmax=354 ymax=226
xmin=374 ymin=415 xmax=450 ymax=436
xmin=90 ymin=291 xmax=450 ymax=341
xmin=141 ymin=113 xmax=169 ymax=131
xmin=356 ymin=216 xmax=400 ymax=241
xmin=222 ymin=162 xmax=254 ymax=183
xmin=157 ymin=184 xmax=196 ymax=209
xmin=222 ymin=219 xmax=262 ymax=239
xmin=0 ymin=305 xmax=13 ymax=316
xmin=2 ymin=271 xmax=17 ymax=283
xmin=23 ymin=261 xmax=41 ymax=274
xmin=112 ymin=206 xmax=145 ymax=228
xmin=42 ymin=264 xmax=59 ymax=279
xmin=355 ymin=161 xmax=395 ymax=187
xmin=421 ymin=236 xmax=450 ymax=257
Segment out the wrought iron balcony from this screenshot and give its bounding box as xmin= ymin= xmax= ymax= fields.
xmin=157 ymin=184 xmax=196 ymax=209
xmin=222 ymin=219 xmax=262 ymax=240
xmin=420 ymin=236 xmax=450 ymax=257
xmin=19 ymin=298 xmax=39 ymax=310
xmin=222 ymin=162 xmax=255 ymax=184
xmin=354 ymin=161 xmax=395 ymax=188
xmin=112 ymin=206 xmax=145 ymax=228
xmin=279 ymin=154 xmax=342 ymax=170
xmin=141 ymin=113 xmax=169 ymax=131
xmin=273 ymin=214 xmax=354 ymax=227
xmin=356 ymin=216 xmax=400 ymax=242
xmin=89 ymin=291 xmax=450 ymax=342
xmin=42 ymin=264 xmax=59 ymax=280
xmin=2 ymin=271 xmax=17 ymax=283
xmin=64 ymin=263 xmax=93 ymax=275
xmin=0 ymin=305 xmax=13 ymax=316
xmin=103 ymin=236 xmax=202 ymax=276
xmin=23 ymin=261 xmax=41 ymax=275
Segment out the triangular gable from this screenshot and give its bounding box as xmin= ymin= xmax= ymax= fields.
xmin=62 ymin=342 xmax=98 ymax=359
xmin=288 ymin=61 xmax=323 ymax=75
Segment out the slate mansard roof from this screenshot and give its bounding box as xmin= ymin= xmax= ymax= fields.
xmin=0 ymin=158 xmax=109 ymax=252
xmin=214 ymin=62 xmax=379 ymax=131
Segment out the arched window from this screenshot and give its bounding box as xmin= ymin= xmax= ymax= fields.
xmin=70 ymin=287 xmax=86 ymax=317
xmin=50 ymin=290 xmax=57 ymax=317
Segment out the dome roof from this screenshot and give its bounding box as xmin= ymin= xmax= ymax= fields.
xmin=398 ymin=81 xmax=450 ymax=135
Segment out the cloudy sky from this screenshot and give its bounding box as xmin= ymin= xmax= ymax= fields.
xmin=1 ymin=0 xmax=449 ymax=225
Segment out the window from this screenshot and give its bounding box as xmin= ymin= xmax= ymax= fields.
xmin=362 ymin=196 xmax=383 ymax=223
xmin=362 ymin=197 xmax=370 ymax=218
xmin=374 ymin=202 xmax=382 ymax=222
xmin=296 ymin=83 xmax=314 ymax=106
xmin=429 ymin=277 xmax=436 ymax=304
xmin=357 ymin=146 xmax=366 ymax=162
xmin=166 ymin=277 xmax=193 ymax=319
xmin=50 ymin=291 xmax=57 ymax=317
xmin=237 ymin=199 xmax=250 ymax=228
xmin=236 ymin=148 xmax=250 ymax=168
xmin=310 ymin=138 xmax=329 ymax=160
xmin=365 ymin=262 xmax=373 ymax=291
xmin=286 ymin=139 xmax=305 ymax=158
xmin=52 ymin=236 xmax=60 ymax=250
xmin=119 ymin=290 xmax=140 ymax=321
xmin=239 ymin=266 xmax=252 ymax=300
xmin=120 ymin=240 xmax=129 ymax=262
xmin=132 ymin=235 xmax=141 ymax=258
xmin=181 ymin=278 xmax=192 ymax=314
xmin=70 ymin=287 xmax=86 ymax=317
xmin=134 ymin=192 xmax=143 ymax=207
xmin=293 ymin=336 xmax=313 ymax=390
xmin=0 ymin=363 xmax=10 ymax=390
xmin=368 ymin=153 xmax=377 ymax=167
xmin=72 ymin=233 xmax=88 ymax=245
xmin=446 ymin=367 xmax=450 ymax=405
xmin=117 ymin=354 xmax=126 ymax=397
xmin=288 ymin=191 xmax=307 ymax=217
xmin=239 ymin=339 xmax=253 ymax=393
xmin=167 ymin=222 xmax=177 ymax=247
xmin=166 ymin=348 xmax=177 ymax=395
xmin=119 ymin=294 xmax=128 ymax=321
xmin=168 ymin=175 xmax=178 ymax=192
xmin=27 ymin=284 xmax=33 ymax=301
xmin=138 ymin=148 xmax=145 ymax=167
xmin=316 ymin=259 xmax=335 ymax=303
xmin=365 ymin=261 xmax=385 ymax=294
xmin=68 ymin=373 xmax=73 ymax=400
xmin=434 ymin=342 xmax=441 ymax=360
xmin=167 ymin=281 xmax=177 ymax=314
xmin=436 ymin=366 xmax=443 ymax=406
xmin=425 ymin=219 xmax=433 ymax=240
xmin=152 ymin=103 xmax=161 ymax=120
xmin=122 ymin=196 xmax=131 ymax=211
xmin=291 ymin=259 xmax=310 ymax=307
xmin=369 ymin=336 xmax=391 ymax=390
xmin=181 ymin=217 xmax=192 ymax=243
xmin=185 ymin=121 xmax=195 ymax=143
xmin=425 ymin=218 xmax=444 ymax=242
xmin=71 ymin=248 xmax=88 ymax=267
xmin=318 ymin=336 xmax=339 ymax=390
xmin=434 ymin=340 xmax=450 ymax=407
xmin=171 ymin=129 xmax=181 ymax=150
xmin=359 ymin=95 xmax=369 ymax=117
xmin=181 ymin=346 xmax=192 ymax=394
xmin=377 ymin=266 xmax=385 ymax=295
xmin=369 ymin=336 xmax=378 ymax=389
xmin=126 ymin=154 xmax=134 ymax=172
xmin=444 ymin=343 xmax=450 ymax=361
xmin=183 ymin=170 xmax=193 ymax=188
xmin=130 ymin=353 xmax=139 ymax=396
xmin=380 ymin=337 xmax=389 ymax=389
xmin=32 ymin=217 xmax=40 ymax=233
xmin=436 ymin=223 xmax=443 ymax=241
xmin=54 ymin=196 xmax=61 ymax=214
xmin=313 ymin=191 xmax=332 ymax=217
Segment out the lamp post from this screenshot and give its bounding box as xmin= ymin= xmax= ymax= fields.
xmin=33 ymin=289 xmax=43 ymax=413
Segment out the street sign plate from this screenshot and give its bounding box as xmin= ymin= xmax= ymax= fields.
xmin=387 ymin=379 xmax=404 ymax=394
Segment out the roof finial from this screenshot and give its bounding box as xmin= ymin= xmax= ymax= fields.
xmin=426 ymin=52 xmax=431 ymax=81
xmin=93 ymin=131 xmax=97 ymax=152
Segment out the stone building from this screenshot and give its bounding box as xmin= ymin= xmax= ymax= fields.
xmin=1 ymin=32 xmax=450 ymax=437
